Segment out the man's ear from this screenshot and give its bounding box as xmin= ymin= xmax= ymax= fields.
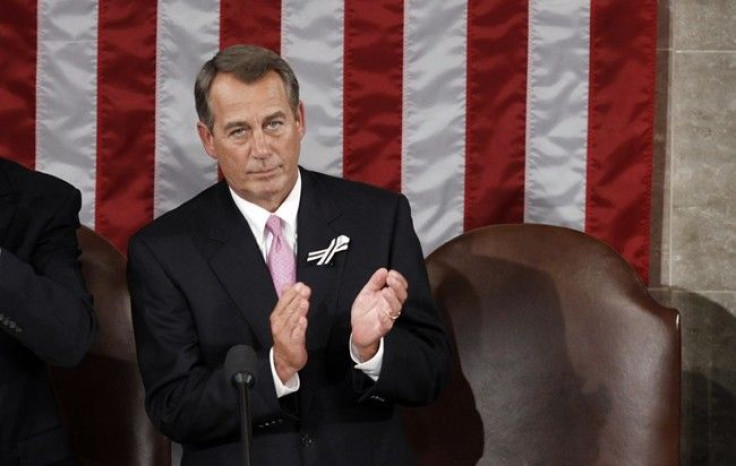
xmin=196 ymin=122 xmax=217 ymax=160
xmin=296 ymin=101 xmax=306 ymax=140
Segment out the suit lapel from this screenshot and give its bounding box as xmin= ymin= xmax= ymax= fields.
xmin=296 ymin=169 xmax=346 ymax=352
xmin=296 ymin=169 xmax=348 ymax=416
xmin=203 ymin=183 xmax=276 ymax=349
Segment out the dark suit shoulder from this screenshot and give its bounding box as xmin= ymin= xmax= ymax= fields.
xmin=1 ymin=157 xmax=80 ymax=202
xmin=302 ymin=169 xmax=404 ymax=209
xmin=130 ymin=181 xmax=228 ymax=244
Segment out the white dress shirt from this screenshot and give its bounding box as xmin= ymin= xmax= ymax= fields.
xmin=228 ymin=173 xmax=383 ymax=398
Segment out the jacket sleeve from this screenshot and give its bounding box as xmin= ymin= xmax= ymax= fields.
xmin=128 ymin=235 xmax=295 ymax=445
xmin=357 ymin=194 xmax=453 ymax=406
xmin=0 ymin=187 xmax=96 ymax=367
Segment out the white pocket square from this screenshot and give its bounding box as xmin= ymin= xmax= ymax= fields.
xmin=307 ymin=235 xmax=350 ymax=266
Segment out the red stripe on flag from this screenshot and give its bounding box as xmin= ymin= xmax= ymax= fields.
xmin=219 ymin=1 xmax=282 ymax=182
xmin=342 ymin=0 xmax=403 ymax=193
xmin=221 ymin=0 xmax=282 ymax=52
xmin=0 ymin=0 xmax=37 ymax=169
xmin=96 ymin=1 xmax=157 ymax=252
xmin=464 ymin=0 xmax=528 ymax=230
xmin=586 ymin=0 xmax=657 ymax=282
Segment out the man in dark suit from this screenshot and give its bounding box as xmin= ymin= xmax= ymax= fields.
xmin=128 ymin=45 xmax=452 ymax=465
xmin=0 ymin=157 xmax=96 ymax=466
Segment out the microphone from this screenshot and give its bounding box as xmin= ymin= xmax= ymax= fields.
xmin=225 ymin=344 xmax=257 ymax=387
xmin=225 ymin=345 xmax=258 ymax=466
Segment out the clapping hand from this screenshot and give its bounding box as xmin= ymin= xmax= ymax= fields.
xmin=270 ymin=282 xmax=311 ymax=383
xmin=350 ymin=268 xmax=408 ymax=361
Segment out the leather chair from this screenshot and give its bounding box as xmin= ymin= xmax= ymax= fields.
xmin=403 ymin=224 xmax=680 ymax=465
xmin=49 ymin=226 xmax=170 ymax=466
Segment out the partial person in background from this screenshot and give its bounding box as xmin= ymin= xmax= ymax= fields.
xmin=0 ymin=157 xmax=96 ymax=466
xmin=128 ymin=44 xmax=452 ymax=465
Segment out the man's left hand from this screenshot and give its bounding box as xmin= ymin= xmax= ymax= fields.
xmin=350 ymin=268 xmax=408 ymax=361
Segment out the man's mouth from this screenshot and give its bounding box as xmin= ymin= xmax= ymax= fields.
xmin=249 ymin=166 xmax=280 ymax=176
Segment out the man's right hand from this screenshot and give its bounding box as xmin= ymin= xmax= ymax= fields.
xmin=270 ymin=282 xmax=311 ymax=383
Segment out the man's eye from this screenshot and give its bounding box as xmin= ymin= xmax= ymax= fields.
xmin=265 ymin=120 xmax=283 ymax=130
xmin=229 ymin=128 xmax=247 ymax=138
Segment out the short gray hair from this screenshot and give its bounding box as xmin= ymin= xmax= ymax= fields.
xmin=194 ymin=44 xmax=300 ymax=131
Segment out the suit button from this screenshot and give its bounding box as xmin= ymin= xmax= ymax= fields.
xmin=301 ymin=433 xmax=314 ymax=447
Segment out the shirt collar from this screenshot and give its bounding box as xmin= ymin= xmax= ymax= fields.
xmin=228 ymin=171 xmax=301 ymax=244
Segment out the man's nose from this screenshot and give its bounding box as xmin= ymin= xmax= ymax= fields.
xmin=252 ymin=130 xmax=269 ymax=158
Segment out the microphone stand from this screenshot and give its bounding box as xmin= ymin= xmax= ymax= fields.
xmin=234 ymin=373 xmax=253 ymax=466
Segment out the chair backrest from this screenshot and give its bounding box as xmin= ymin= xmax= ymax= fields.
xmin=403 ymin=224 xmax=680 ymax=465
xmin=49 ymin=226 xmax=171 ymax=466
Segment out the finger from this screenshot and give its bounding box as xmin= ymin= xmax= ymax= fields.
xmin=387 ymin=271 xmax=408 ymax=298
xmin=385 ymin=280 xmax=408 ymax=306
xmin=360 ymin=268 xmax=388 ymax=294
xmin=295 ymin=282 xmax=311 ymax=300
xmin=286 ymin=291 xmax=307 ymax=316
xmin=272 ymin=283 xmax=302 ymax=315
xmin=271 ymin=300 xmax=295 ymax=329
xmin=378 ymin=305 xmax=400 ymax=326
xmin=378 ymin=288 xmax=402 ymax=321
xmin=281 ymin=283 xmax=312 ymax=315
xmin=290 ymin=316 xmax=308 ymax=340
xmin=271 ymin=284 xmax=310 ymax=334
xmin=387 ymin=270 xmax=408 ymax=288
xmin=286 ymin=298 xmax=309 ymax=329
xmin=380 ymin=288 xmax=402 ymax=313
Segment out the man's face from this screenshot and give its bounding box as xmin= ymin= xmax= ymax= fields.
xmin=197 ymin=71 xmax=305 ymax=212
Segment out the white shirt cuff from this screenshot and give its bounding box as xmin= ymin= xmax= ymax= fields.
xmin=349 ymin=335 xmax=384 ymax=382
xmin=269 ymin=347 xmax=300 ymax=398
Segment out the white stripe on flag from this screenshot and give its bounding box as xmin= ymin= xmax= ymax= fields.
xmin=402 ymin=0 xmax=467 ymax=256
xmin=36 ymin=0 xmax=98 ymax=227
xmin=525 ymin=0 xmax=591 ymax=229
xmin=281 ymin=0 xmax=344 ymax=177
xmin=155 ymin=0 xmax=220 ymax=218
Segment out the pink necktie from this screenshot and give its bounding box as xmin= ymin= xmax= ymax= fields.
xmin=266 ymin=215 xmax=296 ymax=297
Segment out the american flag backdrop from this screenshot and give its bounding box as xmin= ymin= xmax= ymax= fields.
xmin=0 ymin=0 xmax=656 ymax=282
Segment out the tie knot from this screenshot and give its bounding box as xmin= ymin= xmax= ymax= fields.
xmin=266 ymin=215 xmax=283 ymax=236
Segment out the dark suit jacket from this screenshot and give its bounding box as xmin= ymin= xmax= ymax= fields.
xmin=0 ymin=158 xmax=96 ymax=466
xmin=128 ymin=168 xmax=452 ymax=466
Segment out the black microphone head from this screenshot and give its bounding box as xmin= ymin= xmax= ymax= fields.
xmin=225 ymin=345 xmax=258 ymax=388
